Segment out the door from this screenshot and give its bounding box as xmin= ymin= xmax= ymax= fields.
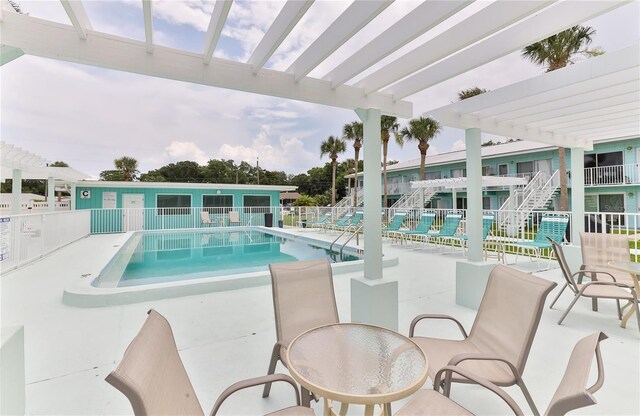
xmin=123 ymin=194 xmax=145 ymax=232
xmin=535 ymin=159 xmax=553 ymax=179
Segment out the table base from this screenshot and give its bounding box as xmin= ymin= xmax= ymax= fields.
xmin=322 ymin=399 xmax=391 ymax=416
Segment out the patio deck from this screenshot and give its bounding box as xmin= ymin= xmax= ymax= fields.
xmin=1 ymin=228 xmax=638 ymax=415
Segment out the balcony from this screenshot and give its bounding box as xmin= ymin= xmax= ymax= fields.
xmin=584 ymin=163 xmax=640 ymax=186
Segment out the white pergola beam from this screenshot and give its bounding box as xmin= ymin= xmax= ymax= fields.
xmin=0 ymin=12 xmax=412 ymax=117
xmin=323 ymin=0 xmax=472 ymax=88
xmin=0 ymin=44 xmax=23 ymax=65
xmin=203 ymin=0 xmax=232 ymax=65
xmin=529 ymin=104 xmax=640 ymax=129
xmin=387 ymin=1 xmax=628 ymax=100
xmin=565 ymin=121 xmax=640 ymax=136
xmin=248 ymin=0 xmax=314 ymax=73
xmin=578 ymin=128 xmax=639 ymax=141
xmin=449 ymin=46 xmax=639 ymax=116
xmin=59 ymin=0 xmax=92 ymax=40
xmin=142 ymin=0 xmax=153 ymax=53
xmin=542 ymin=109 xmax=640 ymax=131
xmin=286 ymin=0 xmax=392 ymax=82
xmin=356 ymin=1 xmax=551 ymax=94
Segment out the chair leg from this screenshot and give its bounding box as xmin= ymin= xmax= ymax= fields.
xmin=516 ymin=378 xmax=541 ymax=416
xmin=262 ymin=343 xmax=281 ymax=398
xmin=616 ymin=299 xmax=623 ymax=320
xmin=549 ymin=283 xmax=568 ymax=309
xmin=301 ymin=386 xmax=312 ymax=407
xmin=558 ymin=295 xmax=581 ymax=325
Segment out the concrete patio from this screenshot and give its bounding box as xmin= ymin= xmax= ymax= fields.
xmin=1 ymin=228 xmax=638 ymax=415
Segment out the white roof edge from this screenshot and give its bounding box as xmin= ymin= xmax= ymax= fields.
xmin=75 ymin=181 xmax=297 ymax=192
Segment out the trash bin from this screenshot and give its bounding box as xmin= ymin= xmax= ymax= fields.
xmin=301 ymin=220 xmax=307 ymax=228
xmin=264 ymin=212 xmax=273 ymax=227
xmin=278 ymin=220 xmax=284 ymax=228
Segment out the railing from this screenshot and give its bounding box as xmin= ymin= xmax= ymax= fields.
xmin=584 ymin=163 xmax=639 ymax=186
xmin=0 ymin=210 xmax=90 ymax=273
xmin=90 ymin=206 xmax=284 ymax=234
xmin=0 ymin=201 xmax=71 ymax=215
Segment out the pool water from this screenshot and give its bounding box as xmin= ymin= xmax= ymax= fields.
xmin=94 ymin=230 xmax=359 ymax=287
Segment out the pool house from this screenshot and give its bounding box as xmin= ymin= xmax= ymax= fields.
xmin=1 ymin=1 xmax=639 ymax=415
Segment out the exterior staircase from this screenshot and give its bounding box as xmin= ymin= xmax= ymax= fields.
xmin=498 ymin=170 xmax=560 ymax=234
xmin=334 ymin=188 xmax=364 ymax=215
xmin=390 ymin=186 xmax=441 ymax=210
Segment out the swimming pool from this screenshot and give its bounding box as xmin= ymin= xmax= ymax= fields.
xmin=93 ymin=229 xmax=360 ymax=288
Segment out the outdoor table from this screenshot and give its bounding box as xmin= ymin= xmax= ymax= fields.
xmin=607 ymin=261 xmax=640 ymax=328
xmin=286 ymin=323 xmax=428 ymax=416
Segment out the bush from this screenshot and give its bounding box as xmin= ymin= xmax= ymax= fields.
xmin=293 ymin=194 xmax=317 ymax=207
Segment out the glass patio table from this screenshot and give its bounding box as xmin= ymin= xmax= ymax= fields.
xmin=607 ymin=261 xmax=640 ymax=328
xmin=286 ymin=323 xmax=428 ymax=416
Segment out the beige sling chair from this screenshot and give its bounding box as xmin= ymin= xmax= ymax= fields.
xmin=263 ymin=259 xmax=339 ymax=407
xmin=396 ymin=332 xmax=607 ymax=416
xmin=106 ymin=309 xmax=313 ymax=416
xmin=409 ymin=264 xmax=557 ymax=415
xmin=549 ymin=238 xmax=640 ymax=331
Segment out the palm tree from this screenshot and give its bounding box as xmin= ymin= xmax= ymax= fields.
xmin=320 ymin=136 xmax=346 ymax=205
xmin=398 ymin=117 xmax=442 ymax=180
xmin=522 ymin=25 xmax=597 ymax=211
xmin=458 ymin=87 xmax=488 ymax=101
xmin=381 ymin=115 xmax=400 ymax=208
xmin=342 ymin=121 xmax=363 ymax=207
xmin=114 ymin=156 xmax=140 ymax=181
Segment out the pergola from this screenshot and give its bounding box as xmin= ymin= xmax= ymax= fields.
xmin=1 ymin=0 xmax=638 ymax=326
xmin=1 ymin=141 xmax=90 ymax=213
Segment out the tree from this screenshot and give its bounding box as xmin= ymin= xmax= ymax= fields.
xmin=458 ymin=87 xmax=488 ymax=101
xmin=293 ymin=194 xmax=316 ymax=207
xmin=49 ymin=161 xmax=69 ymax=167
xmin=342 ymin=121 xmax=363 ymax=207
xmin=398 ymin=117 xmax=442 ymax=180
xmin=522 ymin=25 xmax=598 ymax=211
xmin=114 ymin=156 xmax=139 ymax=181
xmin=381 ymin=115 xmax=400 ymax=208
xmin=320 ymin=135 xmax=346 ymax=205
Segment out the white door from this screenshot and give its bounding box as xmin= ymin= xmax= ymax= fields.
xmin=535 ymin=159 xmax=553 ymax=178
xmin=122 ymin=194 xmax=144 ymax=232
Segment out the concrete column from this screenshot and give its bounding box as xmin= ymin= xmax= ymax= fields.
xmin=452 ymin=189 xmax=457 ymax=210
xmin=570 ymin=147 xmax=585 ymax=244
xmin=465 ymin=128 xmax=483 ymax=262
xmin=70 ymin=184 xmax=77 ymax=210
xmin=352 ymin=108 xmax=398 ymax=330
xmin=11 ymin=169 xmax=22 ymax=215
xmin=47 ymin=176 xmax=55 ymax=212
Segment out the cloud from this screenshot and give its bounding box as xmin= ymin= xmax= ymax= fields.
xmin=164 ymin=141 xmax=209 ymax=165
xmin=451 ymin=140 xmax=466 ymax=152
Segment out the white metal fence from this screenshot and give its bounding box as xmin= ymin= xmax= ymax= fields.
xmin=0 ymin=210 xmax=90 ymax=273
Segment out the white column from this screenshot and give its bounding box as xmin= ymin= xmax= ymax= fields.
xmin=352 ymin=108 xmax=398 ymax=330
xmin=47 ymin=177 xmax=55 ymax=212
xmin=465 ymin=128 xmax=483 ymax=262
xmin=70 ymin=184 xmax=77 ymax=210
xmin=570 ymin=148 xmax=585 ymax=244
xmin=11 ymin=169 xmax=22 ymax=215
xmin=356 ymin=108 xmax=382 ymax=280
xmin=452 ymin=189 xmax=457 ymax=210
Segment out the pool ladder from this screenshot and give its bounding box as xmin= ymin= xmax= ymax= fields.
xmin=329 ymin=224 xmax=363 ymax=261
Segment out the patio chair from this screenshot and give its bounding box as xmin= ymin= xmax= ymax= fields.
xmin=424 ymin=211 xmax=464 ymax=247
xmin=306 ymin=212 xmax=331 ymax=229
xmin=228 ymin=211 xmax=242 ymax=226
xmin=548 ymin=238 xmax=640 ymax=331
xmin=448 ymin=213 xmax=496 ymax=256
xmin=396 ymin=332 xmax=608 ymax=416
xmin=397 ymin=211 xmax=436 ymax=244
xmin=382 ymin=211 xmax=407 ymax=239
xmin=263 ymin=258 xmax=339 ymax=406
xmin=200 ymin=210 xmax=220 ymax=227
xmin=506 ymin=215 xmax=570 ymax=269
xmin=324 ymin=212 xmax=352 ymax=232
xmin=106 ymin=309 xmax=312 ymax=416
xmin=580 ymin=232 xmax=634 ymax=286
xmin=409 ymin=264 xmax=557 ymax=415
xmin=333 ymin=211 xmax=363 ymax=233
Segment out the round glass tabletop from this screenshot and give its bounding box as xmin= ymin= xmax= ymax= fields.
xmin=287 ymin=323 xmax=428 ymax=405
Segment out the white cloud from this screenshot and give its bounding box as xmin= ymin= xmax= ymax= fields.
xmin=164 ymin=141 xmax=209 ymax=165
xmin=451 ymin=140 xmax=466 ymax=152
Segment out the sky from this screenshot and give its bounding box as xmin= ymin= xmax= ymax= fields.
xmin=1 ymin=0 xmax=639 ymax=179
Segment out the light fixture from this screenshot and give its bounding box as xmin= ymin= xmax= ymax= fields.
xmin=627 ymin=146 xmax=633 ymax=151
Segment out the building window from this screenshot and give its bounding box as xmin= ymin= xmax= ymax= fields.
xmin=584 ymin=151 xmax=624 ymax=185
xmin=425 ymin=171 xmax=441 ymax=180
xmin=451 ymin=168 xmax=466 ymax=178
xmin=203 ymin=195 xmax=233 ymax=213
xmin=585 ymin=194 xmax=625 ymax=226
xmin=157 ymin=195 xmax=191 ymax=215
xmin=498 ymin=164 xmax=508 ymax=176
xmin=244 ymin=195 xmax=270 ymax=213
xmin=483 ymin=197 xmax=491 ymax=210
xmin=482 ymin=166 xmax=493 ymax=176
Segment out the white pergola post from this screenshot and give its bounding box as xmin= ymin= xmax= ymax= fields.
xmin=11 ymin=168 xmax=22 ymax=215
xmin=452 ymin=189 xmax=457 ymax=210
xmin=47 ymin=176 xmax=55 ymax=212
xmin=455 ymin=128 xmax=496 ymax=310
xmin=351 ymin=108 xmax=398 ymax=330
xmin=570 ymin=148 xmax=586 ymax=243
xmin=465 ymin=128 xmax=483 ymax=262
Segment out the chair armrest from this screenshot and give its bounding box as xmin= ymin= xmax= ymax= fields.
xmin=580 ymin=281 xmax=634 ymax=289
xmin=210 ymin=373 xmax=300 ymax=416
xmin=433 ymin=365 xmax=524 ymax=416
xmin=572 ymin=270 xmax=617 ymax=282
xmin=409 ymin=314 xmax=468 ymax=338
